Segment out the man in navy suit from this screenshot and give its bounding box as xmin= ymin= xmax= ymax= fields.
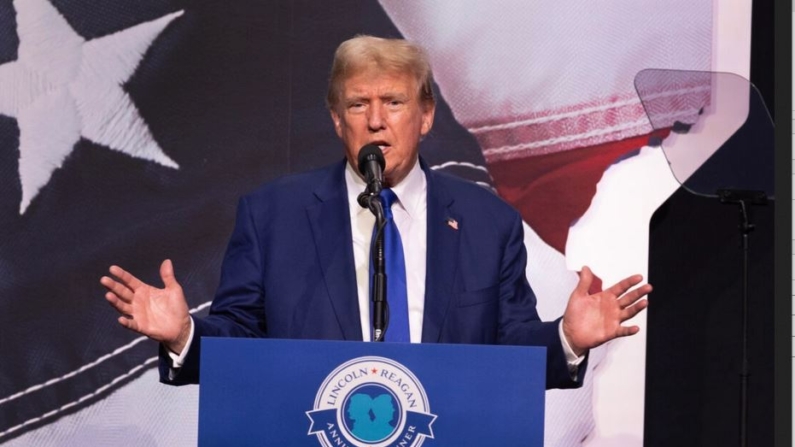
xmin=101 ymin=35 xmax=650 ymax=390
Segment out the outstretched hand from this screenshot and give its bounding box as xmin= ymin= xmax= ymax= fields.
xmin=561 ymin=266 xmax=651 ymax=356
xmin=100 ymin=259 xmax=191 ymax=354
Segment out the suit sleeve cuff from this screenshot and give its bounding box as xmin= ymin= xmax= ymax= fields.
xmin=558 ymin=320 xmax=586 ymax=377
xmin=166 ymin=317 xmax=195 ymax=380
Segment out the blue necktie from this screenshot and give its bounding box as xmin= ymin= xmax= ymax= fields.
xmin=371 ymin=188 xmax=409 ymax=342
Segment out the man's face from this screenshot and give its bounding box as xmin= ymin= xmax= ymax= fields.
xmin=331 ymin=68 xmax=434 ymax=187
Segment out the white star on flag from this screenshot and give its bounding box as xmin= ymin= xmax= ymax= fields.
xmin=0 ymin=0 xmax=183 ymax=213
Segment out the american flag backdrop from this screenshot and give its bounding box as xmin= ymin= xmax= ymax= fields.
xmin=0 ymin=1 xmax=748 ymax=446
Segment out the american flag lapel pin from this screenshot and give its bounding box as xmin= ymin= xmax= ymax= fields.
xmin=446 ymin=217 xmax=458 ymax=230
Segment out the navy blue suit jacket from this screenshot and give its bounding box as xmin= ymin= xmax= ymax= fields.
xmin=160 ymin=158 xmax=585 ymax=389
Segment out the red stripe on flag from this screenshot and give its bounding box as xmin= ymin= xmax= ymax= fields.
xmin=487 ymin=130 xmax=670 ymax=260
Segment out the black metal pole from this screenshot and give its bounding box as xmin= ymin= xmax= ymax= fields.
xmin=739 ymin=203 xmax=750 ymax=447
xmin=718 ymin=189 xmax=766 ymax=447
xmin=359 ymin=190 xmax=388 ymax=342
xmin=371 ymin=199 xmax=387 ymax=342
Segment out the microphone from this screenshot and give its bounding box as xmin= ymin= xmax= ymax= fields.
xmin=357 ymin=144 xmax=385 ymax=199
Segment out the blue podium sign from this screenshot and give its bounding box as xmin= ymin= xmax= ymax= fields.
xmin=198 ymin=338 xmax=545 ymax=446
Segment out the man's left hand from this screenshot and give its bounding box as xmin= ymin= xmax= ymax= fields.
xmin=561 ymin=266 xmax=651 ymax=357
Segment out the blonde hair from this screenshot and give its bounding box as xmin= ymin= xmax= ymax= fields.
xmin=326 ymin=35 xmax=435 ymax=111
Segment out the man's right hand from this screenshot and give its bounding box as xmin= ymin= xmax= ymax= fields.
xmin=101 ymin=259 xmax=191 ymax=354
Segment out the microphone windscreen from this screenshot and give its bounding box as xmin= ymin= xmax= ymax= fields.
xmin=357 ymin=144 xmax=385 ymax=175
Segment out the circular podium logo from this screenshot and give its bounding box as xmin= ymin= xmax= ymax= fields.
xmin=306 ymin=356 xmax=436 ymax=447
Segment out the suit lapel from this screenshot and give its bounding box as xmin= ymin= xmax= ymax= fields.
xmin=421 ymin=160 xmax=460 ymax=343
xmin=306 ymin=161 xmax=362 ymax=341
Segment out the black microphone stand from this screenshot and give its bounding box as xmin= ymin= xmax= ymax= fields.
xmin=358 ymin=188 xmax=389 ymax=342
xmin=717 ymin=189 xmax=767 ymax=447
